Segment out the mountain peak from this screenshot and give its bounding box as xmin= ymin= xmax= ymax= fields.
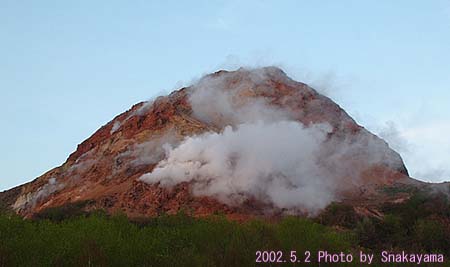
xmin=3 ymin=67 xmax=414 ymax=219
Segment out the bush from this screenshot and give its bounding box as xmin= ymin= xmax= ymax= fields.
xmin=356 ymin=191 xmax=450 ymax=255
xmin=413 ymin=219 xmax=449 ymax=253
xmin=32 ymin=200 xmax=94 ymax=222
xmin=317 ymin=202 xmax=360 ymax=229
xmin=1 ymin=190 xmax=449 ymax=266
xmin=0 ymin=212 xmax=356 ymax=266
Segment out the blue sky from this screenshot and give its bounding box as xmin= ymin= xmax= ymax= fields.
xmin=1 ymin=0 xmax=449 ymax=190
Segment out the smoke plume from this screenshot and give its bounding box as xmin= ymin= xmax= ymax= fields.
xmin=141 ymin=121 xmax=335 ymax=212
xmin=139 ymin=67 xmax=405 ymax=214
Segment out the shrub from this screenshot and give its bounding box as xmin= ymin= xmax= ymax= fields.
xmin=317 ymin=202 xmax=360 ymax=229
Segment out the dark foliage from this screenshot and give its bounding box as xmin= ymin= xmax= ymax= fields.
xmin=355 ymin=191 xmax=450 ymax=255
xmin=32 ymin=200 xmax=96 ymax=222
xmin=0 ymin=211 xmax=355 ymax=267
xmin=1 ymin=190 xmax=449 ymax=266
xmin=316 ymin=202 xmax=360 ymax=229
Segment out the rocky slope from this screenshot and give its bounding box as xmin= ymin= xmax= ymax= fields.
xmin=1 ymin=67 xmax=419 ymax=219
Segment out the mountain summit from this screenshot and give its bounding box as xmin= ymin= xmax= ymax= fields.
xmin=2 ymin=67 xmax=416 ymax=219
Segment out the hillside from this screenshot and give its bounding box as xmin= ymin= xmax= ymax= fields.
xmin=1 ymin=67 xmax=422 ymax=219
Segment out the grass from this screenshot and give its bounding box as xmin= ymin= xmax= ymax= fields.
xmin=0 ymin=189 xmax=449 ymax=266
xmin=0 ymin=211 xmax=355 ymax=267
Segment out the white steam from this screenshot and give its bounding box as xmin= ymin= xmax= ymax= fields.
xmin=110 ymin=121 xmax=121 ymax=134
xmin=378 ymin=121 xmax=450 ymax=182
xmin=139 ymin=68 xmax=406 ymax=214
xmin=141 ymin=121 xmax=335 ymax=212
xmin=188 ymin=68 xmax=293 ymax=127
xmin=12 ymin=177 xmax=64 ymax=211
xmin=116 ymin=130 xmax=180 ymax=168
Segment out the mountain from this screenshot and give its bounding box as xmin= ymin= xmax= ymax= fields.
xmin=1 ymin=67 xmax=422 ymax=219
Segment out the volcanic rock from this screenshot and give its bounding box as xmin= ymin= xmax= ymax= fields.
xmin=1 ymin=67 xmax=418 ymax=219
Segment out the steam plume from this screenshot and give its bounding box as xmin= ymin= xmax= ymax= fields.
xmin=139 ymin=67 xmax=405 ymax=214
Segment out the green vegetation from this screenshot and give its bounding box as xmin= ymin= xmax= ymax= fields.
xmin=379 ymin=184 xmax=417 ymax=196
xmin=0 ymin=211 xmax=355 ymax=267
xmin=318 ymin=191 xmax=450 ymax=257
xmin=0 ymin=190 xmax=449 ymax=266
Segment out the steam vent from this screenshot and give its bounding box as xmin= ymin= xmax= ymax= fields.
xmin=1 ymin=67 xmax=419 ymax=220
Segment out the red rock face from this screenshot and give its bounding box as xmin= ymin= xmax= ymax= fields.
xmin=6 ymin=67 xmax=414 ymax=218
